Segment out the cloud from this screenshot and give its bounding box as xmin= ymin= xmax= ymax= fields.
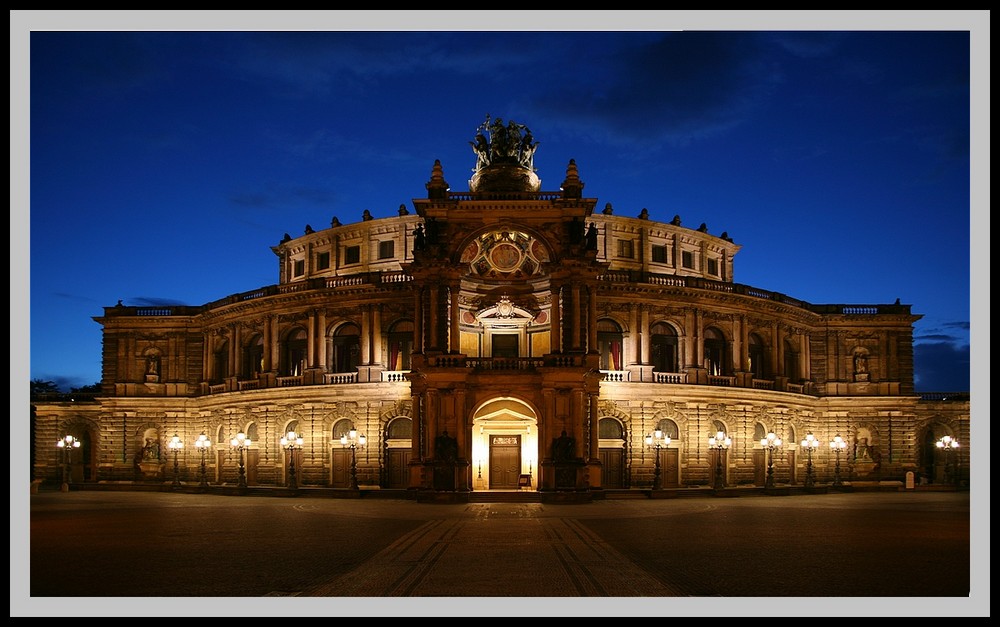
xmin=913 ymin=342 xmax=970 ymax=393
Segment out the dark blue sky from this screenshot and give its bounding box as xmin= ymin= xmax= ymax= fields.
xmin=17 ymin=13 xmax=981 ymax=394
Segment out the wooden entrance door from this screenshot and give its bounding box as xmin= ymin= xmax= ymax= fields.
xmin=489 ymin=435 xmax=521 ymax=489
xmin=246 ymin=449 xmax=259 ymax=486
xmin=331 ymin=448 xmax=351 ymax=488
xmin=386 ymin=449 xmax=411 ymax=488
xmin=660 ymin=449 xmax=680 ymax=488
xmin=599 ymin=449 xmax=623 ymax=488
xmin=753 ymin=450 xmax=766 ymax=486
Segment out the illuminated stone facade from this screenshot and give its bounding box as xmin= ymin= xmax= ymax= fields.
xmin=31 ymin=119 xmax=970 ymax=497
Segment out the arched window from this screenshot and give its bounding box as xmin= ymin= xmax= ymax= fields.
xmin=332 ymin=418 xmax=355 ymax=440
xmin=387 ymin=320 xmax=414 ymax=371
xmin=597 ymin=319 xmax=624 ymax=371
xmin=242 ymin=333 xmax=264 ymax=379
xmin=753 ymin=422 xmax=767 ymax=441
xmin=704 ymin=327 xmax=727 ymax=376
xmin=282 ymin=328 xmax=307 ymax=376
xmin=332 ymin=323 xmax=361 ymax=373
xmin=655 ymin=418 xmax=679 ymax=440
xmin=598 ymin=417 xmax=624 ymax=440
xmin=748 ymin=333 xmax=767 ymax=379
xmin=386 ymin=417 xmax=413 ymax=440
xmin=650 ymin=322 xmax=678 ymax=372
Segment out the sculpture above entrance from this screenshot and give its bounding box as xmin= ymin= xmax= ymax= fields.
xmin=468 ymin=115 xmax=542 ymax=193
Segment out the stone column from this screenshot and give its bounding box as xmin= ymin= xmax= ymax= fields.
xmin=550 ymin=283 xmax=561 ymax=354
xmin=571 ymin=282 xmax=581 ymax=350
xmin=316 ymin=310 xmax=327 ymax=370
xmin=413 ymin=286 xmax=423 ymax=354
xmin=307 ymin=310 xmax=317 ymax=368
xmin=449 ymin=283 xmax=461 ymax=354
xmin=371 ymin=305 xmax=382 ymax=366
xmin=429 ymin=285 xmax=439 ymax=350
xmin=360 ymin=305 xmax=371 ymax=366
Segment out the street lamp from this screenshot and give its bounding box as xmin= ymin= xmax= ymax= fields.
xmin=760 ymin=431 xmax=782 ymax=489
xmin=280 ymin=430 xmax=304 ymax=490
xmin=936 ymin=435 xmax=960 ymax=486
xmin=194 ymin=432 xmax=212 ymax=488
xmin=230 ymin=431 xmax=252 ymax=489
xmin=829 ymin=434 xmax=847 ymax=487
xmin=340 ymin=428 xmax=366 ymax=490
xmin=644 ymin=429 xmax=671 ymax=489
xmin=800 ymin=432 xmax=820 ymax=489
xmin=167 ymin=433 xmax=184 ymax=488
xmin=708 ymin=430 xmax=731 ymax=490
xmin=55 ymin=435 xmax=81 ymax=492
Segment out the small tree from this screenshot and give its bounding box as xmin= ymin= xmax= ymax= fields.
xmin=30 ymin=379 xmax=61 ymax=395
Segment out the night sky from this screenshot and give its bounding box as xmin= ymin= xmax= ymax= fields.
xmin=18 ymin=15 xmax=979 ymax=394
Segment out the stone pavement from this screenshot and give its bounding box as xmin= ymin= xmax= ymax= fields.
xmin=18 ymin=489 xmax=984 ymax=617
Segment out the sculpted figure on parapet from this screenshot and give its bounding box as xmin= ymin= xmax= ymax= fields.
xmin=470 ymin=115 xmax=538 ymax=172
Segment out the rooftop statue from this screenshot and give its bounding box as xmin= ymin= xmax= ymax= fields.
xmin=468 ymin=115 xmax=542 ymax=193
xmin=470 ymin=114 xmax=538 ymax=173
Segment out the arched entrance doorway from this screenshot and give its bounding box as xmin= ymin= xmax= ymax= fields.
xmin=471 ymin=397 xmax=538 ymax=490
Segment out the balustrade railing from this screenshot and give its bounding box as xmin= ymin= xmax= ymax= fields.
xmin=653 ymin=371 xmax=688 ymax=384
xmin=708 ymin=375 xmax=737 ymax=387
xmin=600 ymin=370 xmax=629 ymax=382
xmin=467 ymin=357 xmax=545 ymax=371
xmin=324 ymin=372 xmax=358 ymax=384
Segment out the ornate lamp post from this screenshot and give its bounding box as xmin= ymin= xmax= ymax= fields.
xmin=280 ymin=430 xmax=304 ymax=490
xmin=230 ymin=431 xmax=252 ymax=489
xmin=760 ymin=431 xmax=782 ymax=489
xmin=644 ymin=429 xmax=671 ymax=489
xmin=55 ymin=435 xmax=81 ymax=492
xmin=829 ymin=434 xmax=847 ymax=487
xmin=800 ymin=432 xmax=820 ymax=489
xmin=708 ymin=430 xmax=731 ymax=490
xmin=167 ymin=433 xmax=184 ymax=488
xmin=340 ymin=428 xmax=366 ymax=490
xmin=194 ymin=432 xmax=212 ymax=489
xmin=936 ymin=435 xmax=960 ymax=486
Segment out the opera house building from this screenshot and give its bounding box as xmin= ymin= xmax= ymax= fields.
xmin=30 ymin=118 xmax=970 ymax=500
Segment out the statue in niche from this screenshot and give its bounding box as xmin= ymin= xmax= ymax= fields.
xmin=585 ymin=222 xmax=598 ymax=251
xmin=141 ymin=438 xmax=160 ymax=461
xmin=552 ymin=430 xmax=575 ymax=463
xmin=856 ymin=437 xmax=871 ymax=460
xmin=435 ymin=430 xmax=458 ymax=464
xmin=413 ymin=223 xmax=426 ymax=251
xmin=854 ymin=353 xmax=868 ymax=374
xmin=146 ymin=355 xmax=159 ymax=376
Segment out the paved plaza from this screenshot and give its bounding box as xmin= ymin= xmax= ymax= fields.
xmin=17 ymin=489 xmax=983 ymax=617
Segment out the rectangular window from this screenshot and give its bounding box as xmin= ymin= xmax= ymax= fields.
xmin=293 ymin=259 xmax=305 ymax=277
xmin=617 ymin=239 xmax=634 ymax=259
xmin=707 ymin=258 xmax=719 ymax=276
xmin=682 ymin=250 xmax=694 ymax=269
xmin=344 ymin=245 xmax=361 ymax=265
xmin=316 ymin=251 xmax=330 ymax=270
xmin=378 ymin=240 xmax=395 ymax=259
xmin=651 ymin=244 xmax=667 ymax=264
